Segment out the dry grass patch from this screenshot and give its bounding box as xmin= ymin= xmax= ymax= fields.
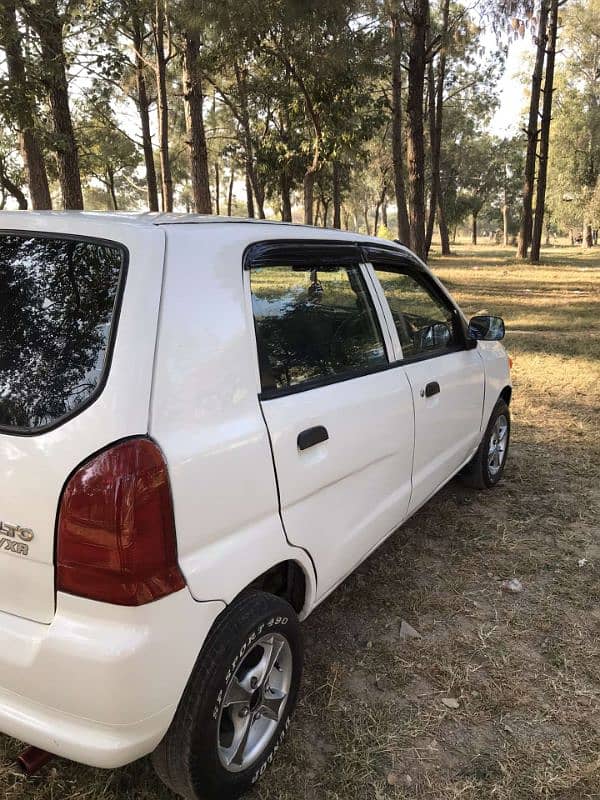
xmin=1 ymin=242 xmax=599 ymax=800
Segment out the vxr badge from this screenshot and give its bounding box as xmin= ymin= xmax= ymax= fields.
xmin=0 ymin=521 xmax=34 ymax=556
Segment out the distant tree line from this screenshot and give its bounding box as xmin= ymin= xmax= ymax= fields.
xmin=0 ymin=0 xmax=597 ymax=262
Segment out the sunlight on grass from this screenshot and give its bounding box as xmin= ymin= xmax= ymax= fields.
xmin=430 ymin=242 xmax=600 ymax=453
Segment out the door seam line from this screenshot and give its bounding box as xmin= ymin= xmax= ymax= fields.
xmin=257 ymin=399 xmax=319 ymax=588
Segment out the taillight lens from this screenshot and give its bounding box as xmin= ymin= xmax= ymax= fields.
xmin=57 ymin=438 xmax=186 ymax=605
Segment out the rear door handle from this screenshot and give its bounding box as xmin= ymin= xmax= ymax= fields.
xmin=424 ymin=381 xmax=440 ymax=398
xmin=297 ymin=425 xmax=329 ymax=451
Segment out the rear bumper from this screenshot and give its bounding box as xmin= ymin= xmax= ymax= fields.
xmin=0 ymin=684 xmax=177 ymax=768
xmin=0 ymin=590 xmax=225 ymax=768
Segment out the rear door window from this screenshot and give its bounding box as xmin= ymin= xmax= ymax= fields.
xmin=250 ymin=263 xmax=387 ymax=395
xmin=0 ymin=233 xmax=126 ymax=432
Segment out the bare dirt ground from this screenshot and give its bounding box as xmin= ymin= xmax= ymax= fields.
xmin=1 ymin=243 xmax=599 ymax=800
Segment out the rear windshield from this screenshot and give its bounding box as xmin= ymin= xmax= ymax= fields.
xmin=0 ymin=233 xmax=125 ymax=433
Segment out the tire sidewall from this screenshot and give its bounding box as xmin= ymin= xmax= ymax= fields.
xmin=188 ymin=599 xmax=302 ymax=798
xmin=482 ymin=401 xmax=511 ymax=487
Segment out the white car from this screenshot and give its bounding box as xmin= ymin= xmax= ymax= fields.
xmin=0 ymin=212 xmax=511 ymax=800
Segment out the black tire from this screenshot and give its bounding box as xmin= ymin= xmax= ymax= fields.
xmin=152 ymin=590 xmax=303 ymax=800
xmin=461 ymin=398 xmax=511 ymax=489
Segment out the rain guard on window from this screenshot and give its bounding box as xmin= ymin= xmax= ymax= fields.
xmin=0 ymin=233 xmax=126 ymax=433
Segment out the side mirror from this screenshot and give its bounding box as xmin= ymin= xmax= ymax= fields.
xmin=468 ymin=315 xmax=505 ymax=341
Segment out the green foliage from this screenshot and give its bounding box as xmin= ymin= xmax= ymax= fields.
xmin=0 ymin=0 xmax=582 ymax=244
xmin=196 ymin=0 xmax=386 ymax=214
xmin=546 ymin=0 xmax=600 ymax=233
xmin=76 ymin=92 xmax=142 ymax=209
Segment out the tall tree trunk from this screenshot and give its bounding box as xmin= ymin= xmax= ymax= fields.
xmin=314 ymin=197 xmax=321 ymax=227
xmin=375 ymin=183 xmax=386 ymax=235
xmin=106 ymin=167 xmax=118 ymax=210
xmin=332 ymin=160 xmax=342 ymax=229
xmin=382 ymin=201 xmax=388 ymax=228
xmin=154 ymin=0 xmax=173 ymax=211
xmin=436 ymin=0 xmax=451 ymax=256
xmin=245 ymin=171 xmax=254 ymax=218
xmin=0 ymin=0 xmax=51 ymax=209
xmin=214 ymin=162 xmax=219 ymax=214
xmin=322 ymin=199 xmax=329 ymax=228
xmin=182 ymin=31 xmax=212 ymax=214
xmin=583 ymin=221 xmax=593 ymax=248
xmin=364 ymin=205 xmax=371 ymax=236
xmin=303 ymin=171 xmax=315 ymax=225
xmin=281 ymin=172 xmax=292 ymax=221
xmin=390 ymin=11 xmax=411 ymax=244
xmin=425 ymin=62 xmax=437 ymax=254
xmin=503 ymin=188 xmax=509 ymax=246
xmin=531 ymin=0 xmax=558 ymax=263
xmin=406 ymin=0 xmax=429 ymax=260
xmin=227 ymin=168 xmax=235 ymax=216
xmin=517 ymin=0 xmax=549 ymax=258
xmin=27 ymin=0 xmax=83 ymax=209
xmin=426 ymin=0 xmax=450 ymax=257
xmin=471 ymin=211 xmax=478 ymax=245
xmin=437 ymin=197 xmax=451 ymax=254
xmin=435 ymin=176 xmax=450 ymax=256
xmin=234 ymin=61 xmax=265 ymax=219
xmin=132 ymin=16 xmax=159 ymax=212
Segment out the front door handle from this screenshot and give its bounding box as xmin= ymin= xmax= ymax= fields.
xmin=297 ymin=425 xmax=329 ymax=451
xmin=424 ymin=381 xmax=440 ymax=398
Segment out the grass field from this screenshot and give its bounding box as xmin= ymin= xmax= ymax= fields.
xmin=1 ymin=243 xmax=599 ymax=800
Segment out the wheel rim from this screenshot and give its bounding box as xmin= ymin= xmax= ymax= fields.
xmin=217 ymin=633 xmax=293 ymax=773
xmin=488 ymin=414 xmax=508 ymax=477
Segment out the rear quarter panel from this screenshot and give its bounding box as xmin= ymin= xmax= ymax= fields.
xmin=149 ymin=224 xmax=317 ymax=614
xmin=0 ymin=214 xmax=165 ymax=623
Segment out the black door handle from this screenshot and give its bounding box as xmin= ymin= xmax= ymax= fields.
xmin=297 ymin=425 xmax=329 ymax=451
xmin=425 ymin=381 xmax=440 ymax=398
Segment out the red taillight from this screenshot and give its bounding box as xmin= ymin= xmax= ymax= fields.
xmin=57 ymin=438 xmax=186 ymax=606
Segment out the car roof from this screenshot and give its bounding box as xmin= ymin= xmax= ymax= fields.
xmin=0 ymin=210 xmax=413 ymax=255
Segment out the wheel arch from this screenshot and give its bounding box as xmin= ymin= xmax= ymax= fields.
xmin=500 ymin=385 xmax=512 ymax=406
xmin=243 ymin=559 xmax=312 ymax=618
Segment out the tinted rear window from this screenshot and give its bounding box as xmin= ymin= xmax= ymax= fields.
xmin=0 ymin=233 xmax=125 ymax=432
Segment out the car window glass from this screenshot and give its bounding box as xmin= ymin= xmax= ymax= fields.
xmin=0 ymin=234 xmax=124 ymax=431
xmin=375 ymin=269 xmax=456 ymax=359
xmin=250 ymin=264 xmax=387 ymax=393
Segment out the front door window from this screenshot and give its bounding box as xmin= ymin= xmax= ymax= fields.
xmin=374 ymin=269 xmax=456 ymax=359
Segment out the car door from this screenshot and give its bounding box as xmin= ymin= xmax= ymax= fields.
xmin=364 ymin=247 xmax=485 ymax=513
xmin=246 ymin=240 xmax=415 ymax=600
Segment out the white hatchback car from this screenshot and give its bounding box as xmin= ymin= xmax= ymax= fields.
xmin=0 ymin=212 xmax=511 ymax=799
